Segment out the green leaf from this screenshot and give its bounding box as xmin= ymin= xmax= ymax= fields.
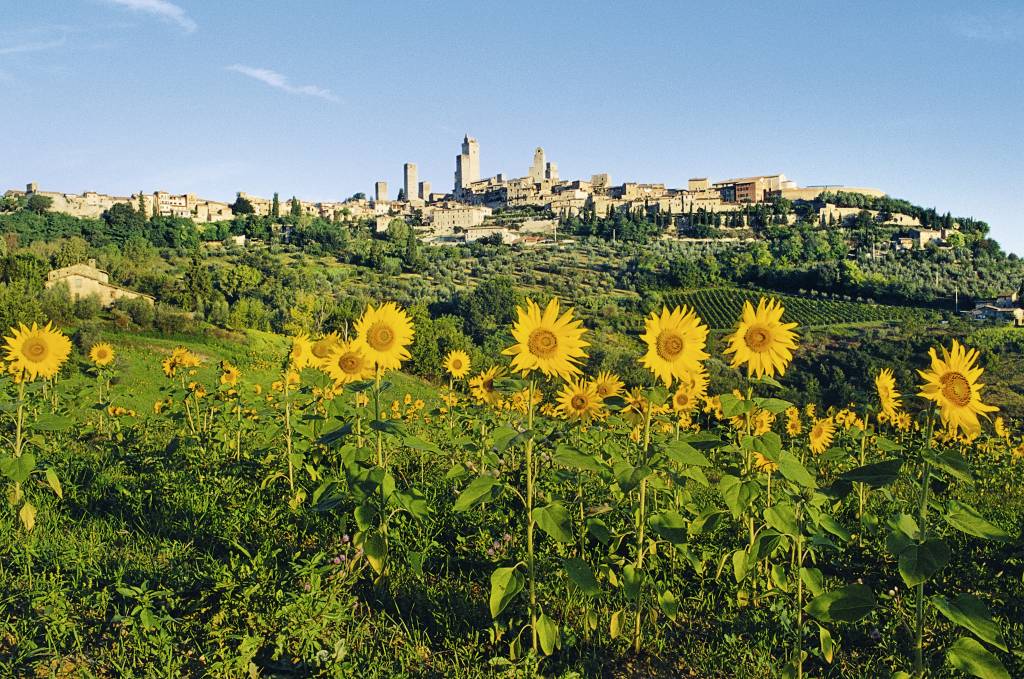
xmin=139 ymin=608 xmax=158 ymax=630
xmin=361 ymin=531 xmax=387 ymax=574
xmin=318 ymin=422 xmax=352 ymax=446
xmin=32 ymin=413 xmax=73 ymax=431
xmin=688 ymin=508 xmax=726 ymax=537
xmin=779 ymin=451 xmax=817 ymax=488
xmin=946 ymin=637 xmax=1010 ymax=679
xmin=764 ymin=503 xmax=800 ymax=537
xmin=1 ymin=452 xmax=36 ymax=483
xmin=805 ymin=583 xmax=875 ymax=622
xmin=801 ymin=567 xmax=824 ymax=597
xmin=657 ymin=589 xmax=679 ymax=621
xmin=931 ymin=594 xmax=1007 ymax=652
xmin=532 ymin=503 xmax=573 ymax=543
xmin=732 ymin=549 xmax=749 ymax=583
xmin=923 ymin=448 xmax=974 ymax=485
xmin=943 ymin=502 xmax=1011 ymax=542
xmin=489 ymin=566 xmax=524 ymax=618
xmin=753 ymin=397 xmax=793 ymax=414
xmin=403 ymin=435 xmax=441 ymax=454
xmin=453 ymin=476 xmax=503 ymax=512
xmin=586 ymin=518 xmax=611 ymax=544
xmin=719 ymin=474 xmax=760 ymax=518
xmin=875 ymin=436 xmax=901 ymax=452
xmin=44 ymin=467 xmax=63 ymax=499
xmin=354 ymin=501 xmax=378 ymax=531
xmin=817 ymin=514 xmax=851 ymax=542
xmin=839 ymin=459 xmax=903 ymax=487
xmin=679 ymin=432 xmax=722 ymax=449
xmin=552 ymin=444 xmax=605 ymax=473
xmin=622 ymin=564 xmax=641 ymax=601
xmin=898 ymin=538 xmax=951 ymax=587
xmin=819 ymin=625 xmax=834 ymax=663
xmin=649 ymin=510 xmax=688 ymax=544
xmin=490 ymin=425 xmax=520 ymax=452
xmin=563 ymin=558 xmax=600 ymax=596
xmin=614 ymin=464 xmax=652 ymax=493
xmin=662 ymin=440 xmax=711 ymax=467
xmin=393 ymin=488 xmax=430 ymax=521
xmin=720 ymin=392 xmax=753 ymax=417
xmin=536 ymin=613 xmax=560 ymax=656
xmin=369 ymin=419 xmax=405 ymax=436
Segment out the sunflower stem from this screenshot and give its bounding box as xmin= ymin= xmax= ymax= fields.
xmin=633 ymin=389 xmax=653 ymax=654
xmin=913 ymin=407 xmax=936 ymax=677
xmin=525 ymin=378 xmax=538 ymax=654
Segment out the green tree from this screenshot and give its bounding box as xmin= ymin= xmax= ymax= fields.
xmin=231 ymin=195 xmax=254 ymax=215
xmin=290 ymin=197 xmax=301 ymax=218
xmin=404 ymin=228 xmax=420 ymax=268
xmin=25 ymin=194 xmax=53 ymax=214
xmin=272 ymin=192 xmax=280 ymax=218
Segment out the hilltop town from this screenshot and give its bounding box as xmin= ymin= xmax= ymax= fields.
xmin=3 ymin=134 xmax=956 ymax=251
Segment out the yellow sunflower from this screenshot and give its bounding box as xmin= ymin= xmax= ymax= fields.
xmin=809 ymin=417 xmax=836 ymax=455
xmin=470 ymin=365 xmax=506 ymax=406
xmin=355 ymin=302 xmax=415 ymax=372
xmin=89 ymin=342 xmax=115 ymax=367
xmin=994 ymin=416 xmax=1009 ymax=440
xmin=289 ymin=334 xmax=315 ymax=370
xmin=875 ymin=368 xmax=902 ymax=419
xmin=752 ymin=451 xmax=779 ymax=474
xmin=323 ymin=339 xmax=373 ymax=385
xmin=917 ymin=340 xmax=998 ymax=437
xmin=4 ymin=322 xmax=72 ymax=381
xmin=621 ymin=387 xmax=670 ymax=426
xmin=443 ymin=349 xmax=471 ymax=379
xmin=556 ymin=379 xmax=604 ymax=423
xmin=639 ymin=305 xmax=710 ymax=387
xmin=895 ymin=411 xmax=911 ymax=432
xmin=310 ymin=332 xmax=343 ymax=369
xmin=591 ymin=370 xmax=625 ymax=399
xmin=786 ymin=417 xmax=803 ymax=437
xmin=723 ymin=298 xmax=799 ymax=379
xmin=220 ymin=360 xmax=241 ymax=386
xmin=671 ymin=368 xmax=709 ymax=415
xmin=503 ymin=298 xmax=589 ymax=381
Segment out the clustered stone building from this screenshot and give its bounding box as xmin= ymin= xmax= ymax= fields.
xmin=7 ymin=133 xmax=935 ymax=248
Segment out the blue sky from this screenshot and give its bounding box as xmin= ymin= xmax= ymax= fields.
xmin=3 ymin=1 xmax=1023 ymax=252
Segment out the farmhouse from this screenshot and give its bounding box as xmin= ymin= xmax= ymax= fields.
xmin=45 ymin=260 xmax=154 ymax=307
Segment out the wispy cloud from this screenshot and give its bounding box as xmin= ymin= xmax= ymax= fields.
xmin=0 ymin=37 xmax=66 ymax=55
xmin=104 ymin=0 xmax=197 ymax=34
xmin=951 ymin=11 xmax=1023 ymax=43
xmin=226 ymin=64 xmax=339 ymax=102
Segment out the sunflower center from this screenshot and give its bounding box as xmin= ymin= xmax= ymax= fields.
xmin=23 ymin=337 xmax=48 ymax=362
xmin=528 ymin=329 xmax=558 ymax=358
xmin=366 ymin=322 xmax=395 ymax=351
xmin=339 ymin=353 xmax=361 ymax=374
xmin=656 ymin=331 xmax=685 ymax=360
xmin=571 ymin=394 xmax=588 ymax=410
xmin=482 ymin=379 xmax=494 ymax=392
xmin=451 ymin=359 xmax=463 ymax=370
xmin=595 ymin=384 xmax=609 ymax=397
xmin=940 ymin=372 xmax=971 ymax=407
xmin=744 ymin=325 xmax=772 ymax=352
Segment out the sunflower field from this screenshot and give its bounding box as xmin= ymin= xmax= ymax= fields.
xmin=1 ymin=298 xmax=1022 ymax=678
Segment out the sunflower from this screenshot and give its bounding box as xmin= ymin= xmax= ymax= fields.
xmin=89 ymin=342 xmax=115 ymax=367
xmin=671 ymin=369 xmax=709 ymax=415
xmin=809 ymin=417 xmax=836 ymax=455
xmin=289 ymin=334 xmax=315 ymax=370
xmin=723 ymin=298 xmax=799 ymax=379
xmin=310 ymin=332 xmax=343 ymax=369
xmin=895 ymin=411 xmax=912 ymax=432
xmin=355 ymin=302 xmax=414 ymax=372
xmin=320 ymin=339 xmax=371 ymax=385
xmin=752 ymin=451 xmax=779 ymax=474
xmin=753 ymin=409 xmax=776 ymax=436
xmin=875 ymin=368 xmax=902 ymax=419
xmin=994 ymin=416 xmax=1009 ymax=440
xmin=671 ymin=385 xmax=702 ymax=414
xmin=917 ymin=340 xmax=998 ymax=437
xmin=470 ymin=366 xmax=506 ymax=406
xmin=622 ymin=387 xmax=670 ymax=426
xmin=639 ymin=306 xmax=709 ymax=387
xmin=220 ymin=360 xmax=241 ymax=386
xmin=556 ymin=379 xmax=604 ymax=423
xmin=591 ymin=370 xmax=625 ymax=399
xmin=786 ymin=417 xmax=803 ymax=437
xmin=503 ymin=298 xmax=589 ymax=381
xmin=4 ymin=322 xmax=72 ymax=381
xmin=443 ymin=350 xmax=471 ymax=379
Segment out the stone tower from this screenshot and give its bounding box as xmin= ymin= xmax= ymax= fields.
xmin=529 ymin=147 xmax=546 ymax=182
xmin=374 ymin=181 xmax=388 ymax=202
xmin=454 ymin=134 xmax=481 ymax=194
xmin=404 ymin=163 xmax=418 ymax=202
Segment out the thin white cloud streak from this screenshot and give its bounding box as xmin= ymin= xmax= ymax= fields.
xmin=226 ymin=64 xmax=339 ymax=103
xmin=103 ymin=0 xmax=197 ymax=34
xmin=951 ymin=12 xmax=1022 ymax=43
xmin=0 ymin=38 xmax=66 ymax=55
